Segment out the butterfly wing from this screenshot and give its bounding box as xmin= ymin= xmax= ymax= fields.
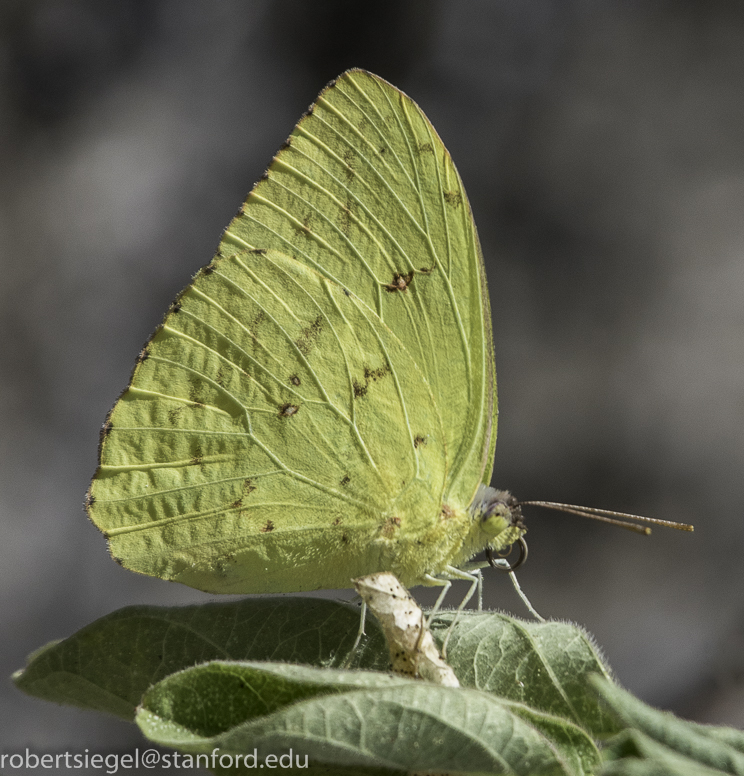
xmin=88 ymin=249 xmax=448 ymax=593
xmin=220 ymin=70 xmax=496 ymax=506
xmin=87 ymin=70 xmax=496 ymax=593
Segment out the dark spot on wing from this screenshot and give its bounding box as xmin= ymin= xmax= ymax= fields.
xmin=95 ymin=413 xmax=114 ymax=464
xmin=378 ymin=146 xmax=386 ymax=155
xmin=332 ymin=517 xmax=342 ymax=526
xmin=340 ymin=475 xmax=350 ymax=486
xmin=343 ymin=288 xmax=351 ymax=297
xmin=418 ymin=142 xmax=434 ymax=155
xmin=279 ymin=139 xmax=292 ymax=151
xmin=171 ymin=302 xmax=182 ymax=313
xmin=112 ymin=555 xmax=124 ymax=566
xmin=364 ymin=364 xmax=391 ymax=382
xmin=136 ymin=348 xmax=149 ymax=364
xmin=260 ymin=520 xmax=275 ymax=533
xmin=384 ymin=271 xmax=414 ymax=293
xmin=414 ymin=435 xmax=426 ymax=448
xmin=216 ymin=366 xmax=226 ymax=387
xmin=250 ymin=248 xmax=267 ymax=256
xmin=280 ymin=403 xmax=299 ymax=417
xmin=167 ymin=407 xmax=182 ymax=425
xmin=441 ymin=504 xmax=454 ymax=519
xmin=230 ymin=482 xmax=253 ymax=515
xmin=444 ymin=190 xmax=463 ymax=207
xmin=289 ymin=375 xmax=301 ymax=386
xmin=418 ymin=266 xmax=433 ymax=274
xmin=353 ymin=363 xmax=391 ymax=400
xmin=380 ymin=516 xmax=402 ymax=538
xmin=202 ymin=264 xmax=215 ymax=276
xmin=295 ymin=315 xmax=323 ymax=356
xmin=85 ymin=492 xmax=96 ymax=508
xmin=341 ymin=533 xmax=349 ymax=544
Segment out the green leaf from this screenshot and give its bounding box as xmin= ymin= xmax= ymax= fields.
xmin=13 ymin=599 xmax=613 ymax=773
xmin=601 ymin=730 xmax=729 ymax=776
xmin=12 ymin=598 xmax=386 ymax=720
xmin=431 ymin=610 xmax=621 ymax=738
xmin=592 ymin=676 xmax=744 ymax=775
xmin=137 ymin=661 xmax=601 ymax=776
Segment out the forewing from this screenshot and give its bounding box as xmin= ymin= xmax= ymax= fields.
xmin=88 ymin=249 xmax=447 ymax=593
xmin=220 ymin=69 xmax=496 ymax=507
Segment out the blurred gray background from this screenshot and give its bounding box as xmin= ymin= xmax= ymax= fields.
xmin=2 ymin=0 xmax=743 ymax=765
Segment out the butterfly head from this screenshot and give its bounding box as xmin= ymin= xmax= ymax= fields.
xmin=469 ymin=485 xmax=526 ymax=563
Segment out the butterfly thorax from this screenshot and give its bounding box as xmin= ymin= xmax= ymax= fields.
xmin=386 ymin=485 xmax=526 ymax=587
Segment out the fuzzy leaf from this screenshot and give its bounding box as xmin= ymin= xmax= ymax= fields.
xmin=13 ymin=598 xmax=384 ymax=719
xmin=593 ymin=676 xmax=744 ymax=775
xmin=431 ymin=610 xmax=621 ymax=737
xmin=137 ymin=661 xmax=601 ymax=776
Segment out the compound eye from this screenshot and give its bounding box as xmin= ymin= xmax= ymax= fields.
xmin=480 ymin=503 xmax=510 ymax=537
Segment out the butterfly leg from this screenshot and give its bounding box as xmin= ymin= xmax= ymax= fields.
xmin=506 ymin=569 xmax=545 ymax=622
xmin=440 ymin=566 xmax=481 ymax=655
xmin=421 ymin=575 xmax=451 ymax=628
xmin=459 ymin=561 xmax=488 ymax=610
xmin=423 ymin=568 xmax=480 ymax=657
xmin=420 ymin=574 xmax=453 ymax=657
xmin=462 ymin=558 xmax=545 ymax=621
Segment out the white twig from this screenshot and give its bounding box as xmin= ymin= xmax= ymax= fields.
xmin=353 ymin=573 xmax=460 ymax=687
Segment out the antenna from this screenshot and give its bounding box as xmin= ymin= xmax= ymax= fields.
xmin=519 ymin=501 xmax=694 ymax=535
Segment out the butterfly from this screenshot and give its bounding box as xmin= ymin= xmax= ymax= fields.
xmin=86 ymin=70 xmax=692 ymax=617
